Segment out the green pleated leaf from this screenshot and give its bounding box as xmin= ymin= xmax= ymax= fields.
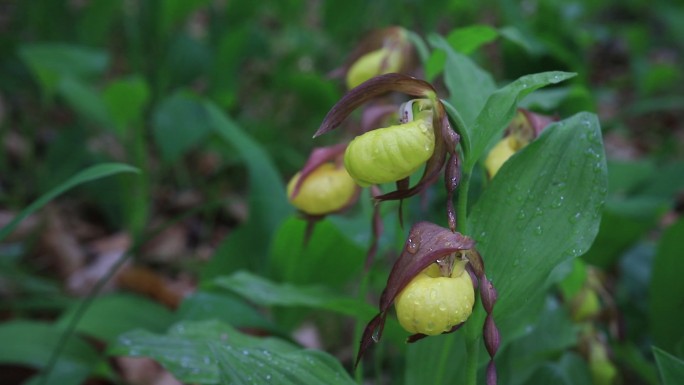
xmin=18 ymin=43 xmax=108 ymax=95
xmin=102 ymin=76 xmax=150 ymax=134
xmin=111 ymin=320 xmax=353 ymax=385
xmin=151 ymin=92 xmax=213 ymax=163
xmin=469 ymin=112 xmax=607 ymax=323
xmin=649 ymin=218 xmax=684 ymax=354
xmin=269 ymin=217 xmax=365 ymax=287
xmin=653 ymin=347 xmax=684 ymax=385
xmin=211 ymin=342 xmax=355 ymax=385
xmin=0 ymin=321 xmax=100 ymax=385
xmin=58 ymin=77 xmax=113 ymax=129
xmin=496 ymin=298 xmax=578 ymax=385
xmin=465 ymin=70 xmax=576 ymax=169
xmin=56 ymin=294 xmax=173 ymax=342
xmin=213 ymin=271 xmax=375 ymax=320
xmin=404 ymin=332 xmax=467 ymax=385
xmin=0 ymin=163 xmax=139 ymax=242
xmin=175 ymin=292 xmax=279 ymax=332
xmin=200 ymin=101 xmax=292 ymax=278
xmin=525 ymin=352 xmax=592 ymax=385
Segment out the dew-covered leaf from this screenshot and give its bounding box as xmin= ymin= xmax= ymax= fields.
xmin=111 ymin=320 xmax=352 ymax=385
xmin=469 ymin=113 xmax=607 ymax=325
xmin=211 ymin=342 xmax=355 ymax=385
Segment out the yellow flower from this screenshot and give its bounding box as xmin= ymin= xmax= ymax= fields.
xmin=484 ymin=135 xmax=525 ymax=178
xmin=395 ymin=260 xmax=475 ymax=335
xmin=287 ymin=163 xmax=357 ymax=215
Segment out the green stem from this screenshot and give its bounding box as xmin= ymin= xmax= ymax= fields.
xmin=465 ymin=335 xmax=481 ymax=385
xmin=433 ymin=338 xmax=453 ymax=384
xmin=457 ymin=163 xmax=477 ymax=384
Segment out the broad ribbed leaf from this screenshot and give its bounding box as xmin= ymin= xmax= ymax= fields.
xmin=211 ymin=343 xmax=355 ymax=385
xmin=469 ymin=113 xmax=607 ymax=322
xmin=654 ymin=347 xmax=684 ymax=385
xmin=56 ymin=294 xmax=173 ymax=342
xmin=649 ymin=218 xmax=684 ymax=354
xmin=0 ymin=321 xmax=100 ymax=385
xmin=112 ymin=320 xmax=353 ymax=385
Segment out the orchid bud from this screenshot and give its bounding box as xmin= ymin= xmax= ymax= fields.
xmin=346 ymin=47 xmax=403 ymax=89
xmin=571 ymin=287 xmax=601 ymax=322
xmin=287 ymin=162 xmax=357 ymax=215
xmin=484 ymin=135 xmax=523 ymax=178
xmin=344 ymin=27 xmax=412 ymax=90
xmin=589 ymin=339 xmax=618 ymax=385
xmin=484 ymin=109 xmax=557 ymax=178
xmin=343 ymin=100 xmax=435 ymax=187
xmin=394 ymin=259 xmax=475 ymax=335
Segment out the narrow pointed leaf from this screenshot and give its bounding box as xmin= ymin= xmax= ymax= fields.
xmin=430 ymin=34 xmax=496 ymax=129
xmin=466 ymin=71 xmax=576 ymax=168
xmin=0 ymin=163 xmax=139 ymax=242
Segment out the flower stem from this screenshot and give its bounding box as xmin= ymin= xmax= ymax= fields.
xmin=465 ymin=335 xmax=481 ymax=385
xmin=457 ymin=169 xmax=471 ymax=234
xmin=457 ymin=165 xmax=477 ymax=385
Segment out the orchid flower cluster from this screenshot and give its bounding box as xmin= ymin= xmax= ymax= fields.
xmin=286 ymin=27 xmax=554 ymax=385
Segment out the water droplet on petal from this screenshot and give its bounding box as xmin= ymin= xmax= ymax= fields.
xmin=372 ymin=325 xmax=381 ymax=343
xmin=407 ymin=237 xmax=420 ymax=253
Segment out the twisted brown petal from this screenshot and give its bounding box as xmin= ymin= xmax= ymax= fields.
xmin=314 ymin=74 xmax=436 ymax=138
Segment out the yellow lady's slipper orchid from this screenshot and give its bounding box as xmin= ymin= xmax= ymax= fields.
xmin=395 ymin=260 xmax=475 ymax=335
xmin=287 ymin=163 xmax=357 ymax=215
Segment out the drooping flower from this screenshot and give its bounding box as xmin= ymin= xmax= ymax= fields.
xmin=344 ymin=99 xmax=436 ymax=187
xmin=287 ymin=161 xmax=357 ymax=216
xmin=395 ymin=259 xmax=475 ymax=335
xmin=356 ymin=222 xmax=500 ymax=385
